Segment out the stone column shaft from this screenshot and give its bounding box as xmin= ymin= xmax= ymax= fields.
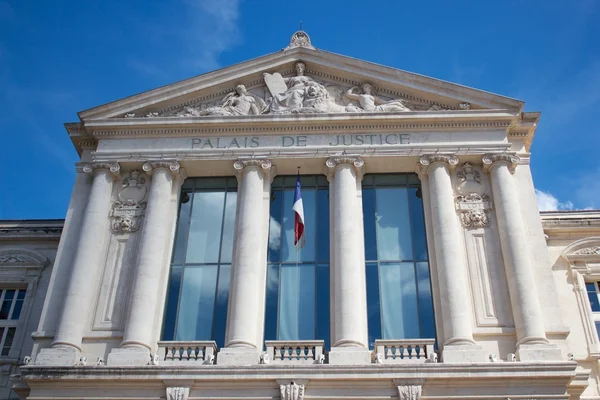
xmin=483 ymin=154 xmax=558 ymax=361
xmin=326 ymin=156 xmax=370 ymax=365
xmin=35 ymin=163 xmax=119 ymax=365
xmin=218 ymin=158 xmax=272 ymax=365
xmin=419 ymin=155 xmax=485 ymax=363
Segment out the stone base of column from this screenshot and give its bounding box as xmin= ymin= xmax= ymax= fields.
xmin=34 ymin=346 xmax=80 ymax=366
xmin=442 ymin=344 xmax=487 ymax=363
xmin=107 ymin=347 xmax=151 ymax=366
xmin=217 ymin=348 xmax=260 ymax=366
xmin=328 ymin=347 xmax=371 ymax=365
xmin=516 ymin=344 xmax=563 ymax=361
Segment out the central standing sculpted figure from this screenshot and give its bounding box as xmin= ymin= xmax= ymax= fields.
xmin=345 ymin=83 xmax=411 ymax=112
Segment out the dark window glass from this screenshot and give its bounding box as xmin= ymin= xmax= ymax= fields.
xmin=363 ymin=174 xmax=435 ymax=348
xmin=264 ymin=176 xmax=330 ymax=347
xmin=587 ymin=283 xmax=600 ymax=312
xmin=162 ymin=177 xmax=237 ymax=346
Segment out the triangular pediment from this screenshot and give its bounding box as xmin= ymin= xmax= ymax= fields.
xmin=78 ymin=38 xmax=523 ymax=122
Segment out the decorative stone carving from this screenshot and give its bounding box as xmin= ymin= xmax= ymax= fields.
xmin=166 ymin=387 xmax=189 ymax=400
xmin=82 ymin=162 xmax=120 ymax=178
xmin=118 ymin=170 xmax=147 ymax=203
xmin=398 ymin=385 xmax=422 ymax=400
xmin=280 ymin=382 xmax=305 ymax=400
xmin=109 ymin=201 xmax=146 ymax=234
xmin=574 ymin=246 xmax=600 ymax=255
xmin=110 ymin=170 xmax=148 ymax=234
xmin=346 ymin=83 xmax=411 ymax=112
xmin=459 ymin=102 xmax=471 ymax=110
xmin=482 ymin=153 xmax=520 ymax=174
xmin=0 ymin=254 xmax=39 ymax=264
xmin=285 ymin=30 xmax=315 ymax=50
xmin=455 ymin=193 xmax=491 ymax=228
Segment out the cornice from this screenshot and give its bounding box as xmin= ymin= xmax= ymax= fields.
xmin=542 ymin=212 xmax=600 ymax=236
xmin=20 ymin=361 xmax=577 ymax=382
xmin=0 ymin=220 xmax=64 ymax=240
xmin=80 ymin=111 xmax=516 ymax=140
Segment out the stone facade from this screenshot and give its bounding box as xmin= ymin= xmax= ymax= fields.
xmin=1 ymin=32 xmax=599 ymax=399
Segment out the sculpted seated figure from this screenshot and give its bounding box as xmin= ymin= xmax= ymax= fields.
xmin=345 ymin=83 xmax=411 ymax=113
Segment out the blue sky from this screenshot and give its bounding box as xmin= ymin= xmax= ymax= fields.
xmin=0 ymin=0 xmax=598 ymax=219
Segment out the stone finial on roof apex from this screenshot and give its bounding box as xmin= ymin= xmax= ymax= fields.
xmin=285 ymin=30 xmax=316 ymax=50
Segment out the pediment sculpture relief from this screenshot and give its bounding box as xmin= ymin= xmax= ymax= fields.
xmin=132 ymin=62 xmax=465 ymax=118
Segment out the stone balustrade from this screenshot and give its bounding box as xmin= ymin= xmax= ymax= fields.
xmin=157 ymin=341 xmax=217 ymax=365
xmin=265 ymin=340 xmax=325 ymax=364
xmin=373 ymin=339 xmax=436 ymax=364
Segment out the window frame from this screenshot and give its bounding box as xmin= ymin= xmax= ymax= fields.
xmin=0 ymin=248 xmax=48 ymax=361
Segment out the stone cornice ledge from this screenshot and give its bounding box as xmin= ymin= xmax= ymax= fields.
xmin=20 ymin=362 xmax=577 ymax=382
xmin=82 ymin=109 xmax=519 ymax=132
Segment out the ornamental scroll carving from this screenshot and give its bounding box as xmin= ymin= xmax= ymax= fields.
xmin=166 ymin=387 xmax=189 ymax=400
xmin=280 ymin=382 xmax=305 ymax=400
xmin=398 ymin=385 xmax=422 ymax=400
xmin=455 ymin=162 xmax=491 ymax=228
xmin=110 ymin=170 xmax=147 ymax=234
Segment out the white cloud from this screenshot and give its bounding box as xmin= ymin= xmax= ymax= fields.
xmin=183 ymin=0 xmax=241 ymax=71
xmin=534 ymin=189 xmax=574 ymax=211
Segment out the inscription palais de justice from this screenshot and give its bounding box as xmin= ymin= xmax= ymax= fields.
xmin=191 ymin=133 xmax=411 ymax=149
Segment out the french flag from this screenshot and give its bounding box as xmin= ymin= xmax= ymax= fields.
xmin=292 ymin=174 xmax=305 ymax=248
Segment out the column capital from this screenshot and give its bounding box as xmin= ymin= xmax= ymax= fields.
xmin=325 ymin=155 xmax=364 ymax=180
xmin=233 ymin=158 xmax=274 ymax=181
xmin=418 ymin=154 xmax=458 ymax=174
xmin=142 ymin=160 xmax=180 ymax=177
xmin=482 ymin=153 xmax=520 ymax=173
xmin=82 ymin=162 xmax=120 ymax=178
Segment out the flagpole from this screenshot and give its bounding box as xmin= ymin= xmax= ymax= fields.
xmin=296 ymin=167 xmax=300 ymax=270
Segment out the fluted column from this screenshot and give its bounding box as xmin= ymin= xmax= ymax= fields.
xmin=326 ymin=156 xmax=370 ymax=365
xmin=36 ymin=162 xmax=119 ymax=365
xmin=108 ymin=161 xmax=182 ymax=366
xmin=419 ymin=155 xmax=485 ymax=363
xmin=218 ymin=158 xmax=273 ymax=365
xmin=483 ymin=153 xmax=561 ymax=361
